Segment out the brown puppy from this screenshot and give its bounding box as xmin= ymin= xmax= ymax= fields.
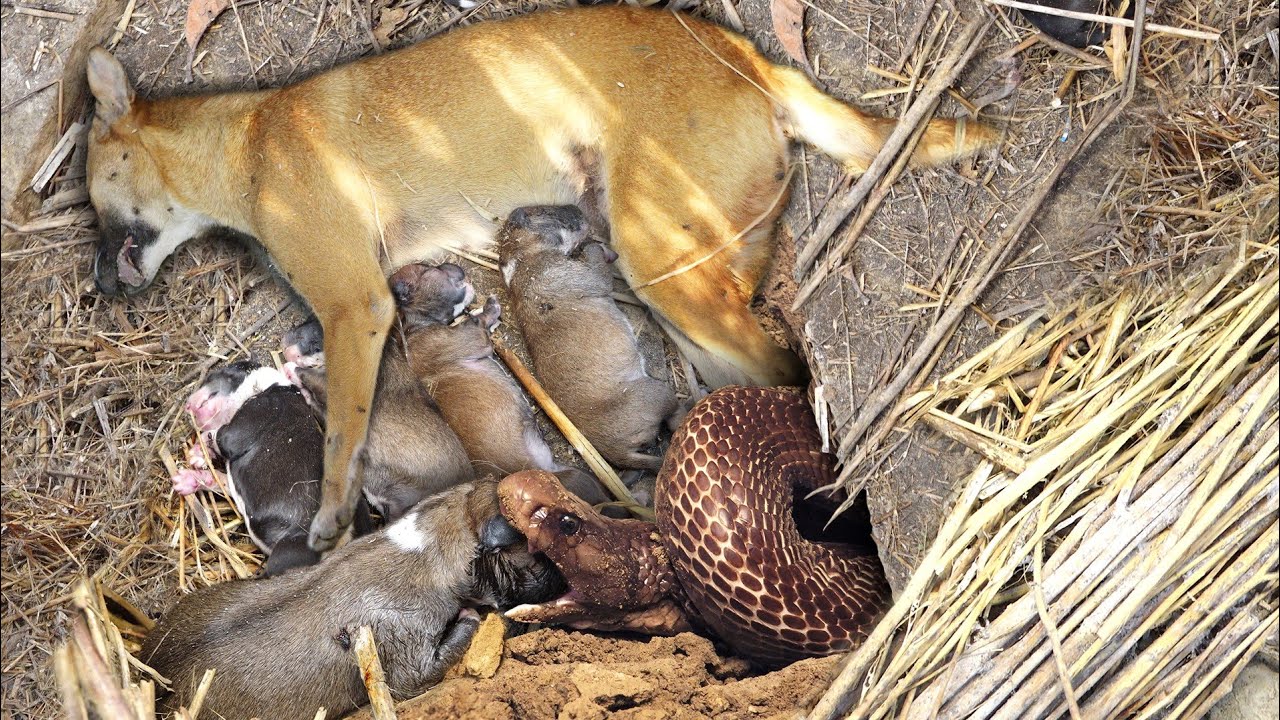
xmin=83 ymin=7 xmax=996 ymax=550
xmin=281 ymin=317 xmax=475 ymax=522
xmin=499 ymin=205 xmax=678 ymax=470
xmin=391 ymin=263 xmax=613 ymax=508
xmin=140 ymin=480 xmax=562 ymax=720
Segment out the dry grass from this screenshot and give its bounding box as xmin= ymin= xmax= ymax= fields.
xmin=2 ymin=0 xmax=1276 ymax=718
xmin=812 ymin=228 xmax=1277 ymax=719
xmin=801 ymin=0 xmax=1280 ymax=715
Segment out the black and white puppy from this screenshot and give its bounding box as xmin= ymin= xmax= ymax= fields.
xmin=175 ymin=361 xmax=329 ymax=576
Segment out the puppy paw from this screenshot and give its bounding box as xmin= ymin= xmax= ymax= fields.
xmin=171 ymin=469 xmax=217 ymax=496
xmin=282 ymin=361 xmax=301 ymax=386
xmin=185 ymin=440 xmax=211 ymax=470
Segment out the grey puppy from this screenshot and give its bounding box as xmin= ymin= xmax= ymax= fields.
xmin=140 ymin=479 xmax=562 ymax=720
xmin=390 ymin=263 xmax=612 ymax=507
xmin=498 ymin=205 xmax=678 ymax=470
xmin=282 ymin=317 xmax=475 ymax=521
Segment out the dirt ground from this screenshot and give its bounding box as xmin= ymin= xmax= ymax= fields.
xmin=2 ymin=0 xmax=1263 ymax=717
xmin=352 ymin=628 xmax=839 ymax=720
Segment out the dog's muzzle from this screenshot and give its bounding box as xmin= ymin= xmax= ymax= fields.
xmin=93 ymin=216 xmax=156 ymax=296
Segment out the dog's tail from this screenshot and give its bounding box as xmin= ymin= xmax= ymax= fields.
xmin=747 ymin=52 xmax=998 ymax=173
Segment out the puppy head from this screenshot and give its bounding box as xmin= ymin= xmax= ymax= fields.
xmin=390 ymin=263 xmax=475 ymax=326
xmin=185 ymin=360 xmax=290 ymax=433
xmin=497 ymin=205 xmax=590 ymax=270
xmin=281 ymin=318 xmax=324 ymax=364
xmin=470 ymin=481 xmax=567 ymax=608
xmin=86 ymin=48 xmax=216 ymax=297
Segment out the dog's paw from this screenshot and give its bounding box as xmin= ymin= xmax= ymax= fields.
xmin=308 ymin=506 xmax=351 ymax=552
xmin=172 ymin=469 xmax=216 ymax=496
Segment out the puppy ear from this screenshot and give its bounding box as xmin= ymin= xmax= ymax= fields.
xmin=437 ymin=263 xmax=466 ymax=283
xmin=479 ymin=515 xmax=524 ymax=551
xmin=87 ymin=47 xmax=134 ymax=126
xmin=475 ymin=295 xmax=501 ymax=331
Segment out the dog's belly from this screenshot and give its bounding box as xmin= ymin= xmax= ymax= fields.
xmin=387 ymin=161 xmax=585 ymax=271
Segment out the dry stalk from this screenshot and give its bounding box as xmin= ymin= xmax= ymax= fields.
xmin=793 ymin=15 xmax=993 ymax=285
xmin=491 ymin=337 xmax=655 ymax=522
xmin=808 ymin=224 xmax=1278 ymax=719
xmin=354 ymin=626 xmax=398 ymax=720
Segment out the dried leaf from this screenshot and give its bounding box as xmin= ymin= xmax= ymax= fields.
xmin=770 ymin=0 xmax=810 ymax=71
xmin=183 ymin=0 xmax=230 ymax=82
xmin=373 ymin=7 xmax=410 ymax=49
xmin=185 ymin=0 xmax=230 ymax=53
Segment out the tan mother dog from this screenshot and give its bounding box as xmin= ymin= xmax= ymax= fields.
xmin=84 ymin=6 xmax=995 ymax=550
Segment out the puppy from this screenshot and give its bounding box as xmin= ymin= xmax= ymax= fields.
xmin=140 ymin=480 xmax=563 ymax=720
xmin=174 ymin=361 xmax=324 ymax=576
xmin=499 ymin=206 xmax=678 ymax=471
xmin=391 ymin=262 xmax=613 ymax=507
xmin=281 ymin=317 xmax=475 ymax=522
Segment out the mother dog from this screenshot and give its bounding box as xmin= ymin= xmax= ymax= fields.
xmin=84 ymin=5 xmax=994 ymax=550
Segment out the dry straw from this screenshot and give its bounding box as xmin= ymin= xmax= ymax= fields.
xmin=809 ymin=231 xmax=1278 ymax=719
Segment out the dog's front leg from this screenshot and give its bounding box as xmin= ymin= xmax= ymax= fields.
xmin=259 ymin=208 xmax=395 ymax=550
xmin=308 ymin=295 xmax=394 ymax=550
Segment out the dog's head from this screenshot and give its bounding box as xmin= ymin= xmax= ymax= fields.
xmin=85 ymin=48 xmax=215 ymax=296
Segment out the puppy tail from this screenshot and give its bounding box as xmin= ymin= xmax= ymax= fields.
xmin=753 ymin=58 xmax=998 ymax=173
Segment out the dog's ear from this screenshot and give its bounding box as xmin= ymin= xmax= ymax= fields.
xmin=86 ymin=47 xmax=134 ymax=126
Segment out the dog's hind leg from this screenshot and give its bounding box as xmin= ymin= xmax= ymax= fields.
xmin=602 ymin=111 xmax=804 ymax=388
xmin=635 ymin=256 xmax=804 ymax=388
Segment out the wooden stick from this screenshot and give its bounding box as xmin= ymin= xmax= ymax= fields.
xmin=923 ymin=411 xmax=1028 ymax=473
xmin=54 ymin=645 xmax=89 ymax=720
xmin=793 ymin=16 xmax=993 ymax=283
xmin=354 ymin=626 xmax=397 ymax=720
xmin=30 ymin=122 xmax=83 ymax=193
xmin=983 ymin=0 xmax=1219 ymax=41
xmin=69 ymin=617 xmax=136 ymax=720
xmin=492 ymin=338 xmax=655 ymax=522
xmin=184 ymin=669 xmax=216 ymax=720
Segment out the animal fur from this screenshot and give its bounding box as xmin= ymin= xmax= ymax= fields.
xmin=174 ymin=361 xmax=326 ymax=576
xmin=139 ymin=480 xmax=561 ymax=720
xmin=282 ymin=317 xmax=476 ymax=521
xmin=498 ymin=205 xmax=678 ymax=470
xmin=84 ymin=6 xmax=997 ymax=550
xmin=391 ymin=263 xmax=615 ymax=508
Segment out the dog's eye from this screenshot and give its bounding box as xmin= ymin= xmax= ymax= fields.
xmin=558 ymin=514 xmax=581 ymax=536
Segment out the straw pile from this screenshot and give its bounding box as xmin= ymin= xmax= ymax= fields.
xmin=53 ymin=579 xmax=170 ymax=720
xmin=807 ymin=222 xmax=1277 ymax=718
xmin=799 ymin=0 xmax=1278 ymax=715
